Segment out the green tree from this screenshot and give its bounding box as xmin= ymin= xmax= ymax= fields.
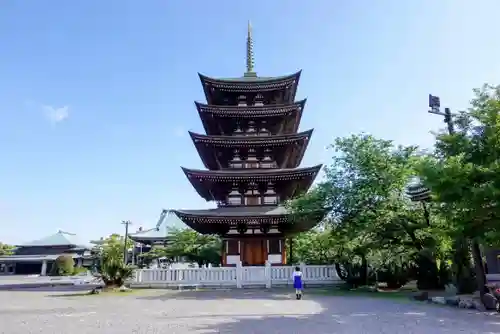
xmin=93 ymin=234 xmax=135 ymax=288
xmin=289 ymin=134 xmax=445 ymax=288
xmin=289 ymin=228 xmax=337 ymax=265
xmin=0 ymin=242 xmax=15 ymax=256
xmin=138 ymin=245 xmax=166 ymax=268
xmin=417 ymin=84 xmax=500 ymax=297
xmin=163 ymin=228 xmax=221 ymax=266
xmin=93 ymin=234 xmax=133 ymax=263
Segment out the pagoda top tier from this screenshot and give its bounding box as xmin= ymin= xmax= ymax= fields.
xmin=198 ymin=71 xmax=301 ymax=105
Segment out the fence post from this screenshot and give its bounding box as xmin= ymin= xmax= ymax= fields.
xmin=300 ymin=262 xmax=307 ymax=284
xmin=236 ymin=261 xmax=242 ymax=288
xmin=265 ymin=261 xmax=272 ymax=288
xmin=137 ymin=269 xmax=142 ymax=283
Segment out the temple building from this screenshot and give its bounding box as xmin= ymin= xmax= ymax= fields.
xmin=173 ymin=23 xmax=321 ymax=266
xmin=127 ymin=210 xmax=184 ymax=267
xmin=0 ymin=230 xmax=93 ymax=275
xmin=128 ymin=210 xmax=178 ymax=246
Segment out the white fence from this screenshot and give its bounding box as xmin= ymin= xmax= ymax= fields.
xmin=130 ymin=262 xmax=341 ymax=289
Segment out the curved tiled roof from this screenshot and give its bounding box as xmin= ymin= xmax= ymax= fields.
xmin=198 ymin=71 xmax=301 ymax=85
xmin=189 ymin=129 xmax=313 ymax=147
xmin=195 ymin=100 xmax=306 ymax=118
xmin=128 ymin=210 xmax=184 ymax=243
xmin=182 ymin=164 xmax=322 ymax=182
xmin=18 ymin=230 xmax=91 ymax=249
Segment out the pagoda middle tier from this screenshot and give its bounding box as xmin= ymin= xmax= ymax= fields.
xmin=195 ymin=99 xmax=306 ymax=136
xmin=189 ymin=129 xmax=313 ymax=170
xmin=181 ymin=165 xmax=322 ymax=205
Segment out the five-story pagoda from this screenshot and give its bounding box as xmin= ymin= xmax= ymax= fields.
xmin=173 ymin=23 xmax=321 ymax=266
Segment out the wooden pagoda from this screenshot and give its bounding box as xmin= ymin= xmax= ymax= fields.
xmin=173 ymin=23 xmax=321 ymax=266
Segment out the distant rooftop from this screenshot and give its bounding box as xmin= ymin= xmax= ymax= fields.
xmin=18 ymin=230 xmax=91 ymax=249
xmin=129 ymin=210 xmax=185 ymax=242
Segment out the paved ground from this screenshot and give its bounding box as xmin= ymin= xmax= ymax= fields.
xmin=1 ymin=288 xmax=500 ymax=333
xmin=0 ymin=274 xmax=97 ymax=290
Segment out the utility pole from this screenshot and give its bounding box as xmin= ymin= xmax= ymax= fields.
xmin=122 ymin=220 xmax=132 ymax=264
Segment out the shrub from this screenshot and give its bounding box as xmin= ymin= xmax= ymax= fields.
xmin=94 ymin=261 xmax=135 ymax=288
xmin=335 ymin=262 xmax=376 ymax=288
xmin=416 ymin=254 xmax=440 ymax=290
xmin=71 ymin=267 xmax=89 ymax=276
xmin=437 ymin=262 xmax=452 ymax=289
xmin=50 ymin=255 xmax=75 ymax=276
xmin=377 ymin=264 xmax=410 ymax=289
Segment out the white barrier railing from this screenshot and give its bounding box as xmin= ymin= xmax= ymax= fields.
xmin=131 ymin=262 xmax=341 ymax=288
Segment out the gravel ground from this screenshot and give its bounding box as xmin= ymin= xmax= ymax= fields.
xmin=1 ymin=288 xmax=500 ymax=333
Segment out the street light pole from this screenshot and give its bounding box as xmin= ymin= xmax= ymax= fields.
xmin=122 ymin=220 xmax=132 ymax=264
xmin=428 ymin=94 xmax=455 ymax=135
xmin=427 ymin=94 xmax=481 ymax=295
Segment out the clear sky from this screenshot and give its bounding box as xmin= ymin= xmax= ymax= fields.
xmin=1 ymin=0 xmax=499 ymax=244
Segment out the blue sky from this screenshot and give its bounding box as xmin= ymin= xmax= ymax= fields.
xmin=1 ymin=0 xmax=499 ymax=244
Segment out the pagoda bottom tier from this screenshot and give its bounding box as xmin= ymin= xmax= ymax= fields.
xmin=222 ymin=236 xmax=286 ymax=266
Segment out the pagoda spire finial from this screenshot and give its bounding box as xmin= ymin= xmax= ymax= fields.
xmin=244 ymin=21 xmax=256 ymax=77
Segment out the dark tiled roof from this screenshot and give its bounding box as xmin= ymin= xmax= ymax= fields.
xmin=189 ymin=129 xmax=313 ymax=146
xmin=175 ymin=205 xmax=288 ymax=217
xmin=198 ymin=71 xmax=301 ymax=83
xmin=182 ymin=165 xmax=322 ymax=180
xmin=194 ymin=100 xmax=306 ymax=116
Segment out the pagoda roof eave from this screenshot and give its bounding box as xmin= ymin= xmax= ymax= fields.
xmin=173 ymin=206 xmax=289 ymax=232
xmin=198 ymin=71 xmax=301 ymax=104
xmin=182 ymin=164 xmax=322 ymax=181
xmin=198 ymin=71 xmax=301 ymax=85
xmin=181 ymin=165 xmax=322 ymax=201
xmin=188 ymin=129 xmax=313 ymax=146
xmin=196 ymin=100 xmax=306 ymax=136
xmin=172 ymin=206 xmax=323 ymax=235
xmin=194 ymin=99 xmax=306 ymax=117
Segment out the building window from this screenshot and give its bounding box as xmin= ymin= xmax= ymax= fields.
xmin=237 ymin=95 xmax=247 ymax=106
xmin=244 ymin=197 xmax=260 ymax=205
xmin=245 ymin=162 xmax=259 ymax=169
xmin=230 ymin=162 xmax=243 ymax=168
xmin=260 ymin=161 xmax=276 ymax=168
xmin=263 ymin=196 xmax=278 ymax=205
xmin=227 ymin=196 xmax=242 ymax=205
xmin=227 ymin=240 xmax=239 ymax=255
xmin=268 ymin=239 xmax=281 ymax=254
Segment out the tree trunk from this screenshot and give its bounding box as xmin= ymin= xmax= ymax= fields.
xmin=471 ymin=238 xmax=486 ymax=301
xmin=452 ymin=236 xmax=475 ymax=294
xmin=360 ymin=254 xmax=368 ymax=286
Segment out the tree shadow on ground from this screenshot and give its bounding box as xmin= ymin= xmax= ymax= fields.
xmin=141 ymin=289 xmax=336 ymax=333
xmin=139 ymin=289 xmax=500 ymax=333
xmin=192 ymin=313 xmax=334 ymax=334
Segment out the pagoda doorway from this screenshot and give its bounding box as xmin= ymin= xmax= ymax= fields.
xmin=242 ymin=239 xmax=266 ymax=266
